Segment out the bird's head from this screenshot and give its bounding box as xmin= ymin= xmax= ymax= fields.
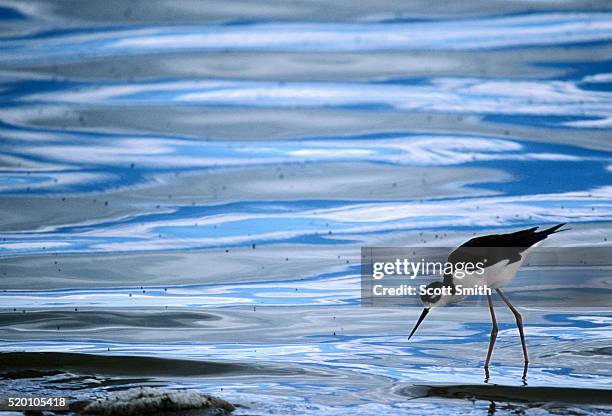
xmin=408 ymin=281 xmax=449 ymax=341
xmin=420 ymin=281 xmax=447 ymax=308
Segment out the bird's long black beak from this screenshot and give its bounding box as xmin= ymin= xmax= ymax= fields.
xmin=408 ymin=308 xmax=430 ymax=340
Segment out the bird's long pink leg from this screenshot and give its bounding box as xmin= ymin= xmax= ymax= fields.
xmin=496 ymin=288 xmax=529 ymax=379
xmin=484 ymin=293 xmax=498 ymax=381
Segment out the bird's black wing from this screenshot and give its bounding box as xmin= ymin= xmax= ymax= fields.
xmin=448 ymin=224 xmax=566 ymax=266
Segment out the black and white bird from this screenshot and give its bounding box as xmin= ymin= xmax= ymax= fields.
xmin=407 ymin=223 xmax=567 ymax=379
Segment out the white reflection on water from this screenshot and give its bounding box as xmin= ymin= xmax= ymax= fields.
xmin=2 ymin=188 xmax=610 ymax=255
xmin=2 ymin=13 xmax=612 ymax=63
xmin=16 ymin=78 xmax=612 ymax=123
xmin=9 ymin=136 xmax=593 ymax=168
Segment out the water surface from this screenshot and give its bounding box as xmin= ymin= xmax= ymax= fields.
xmin=1 ymin=1 xmax=611 ymax=414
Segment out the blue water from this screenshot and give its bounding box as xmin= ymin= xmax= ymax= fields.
xmin=0 ymin=1 xmax=611 ymax=415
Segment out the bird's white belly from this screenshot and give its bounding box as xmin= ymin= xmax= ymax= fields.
xmin=481 ymin=259 xmax=523 ymax=289
xmin=453 ymin=257 xmax=526 ymax=290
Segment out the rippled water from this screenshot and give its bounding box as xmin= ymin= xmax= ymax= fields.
xmin=1 ymin=1 xmax=612 ymax=415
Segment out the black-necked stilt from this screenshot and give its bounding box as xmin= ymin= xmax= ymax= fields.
xmin=408 ymin=223 xmax=567 ymax=379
